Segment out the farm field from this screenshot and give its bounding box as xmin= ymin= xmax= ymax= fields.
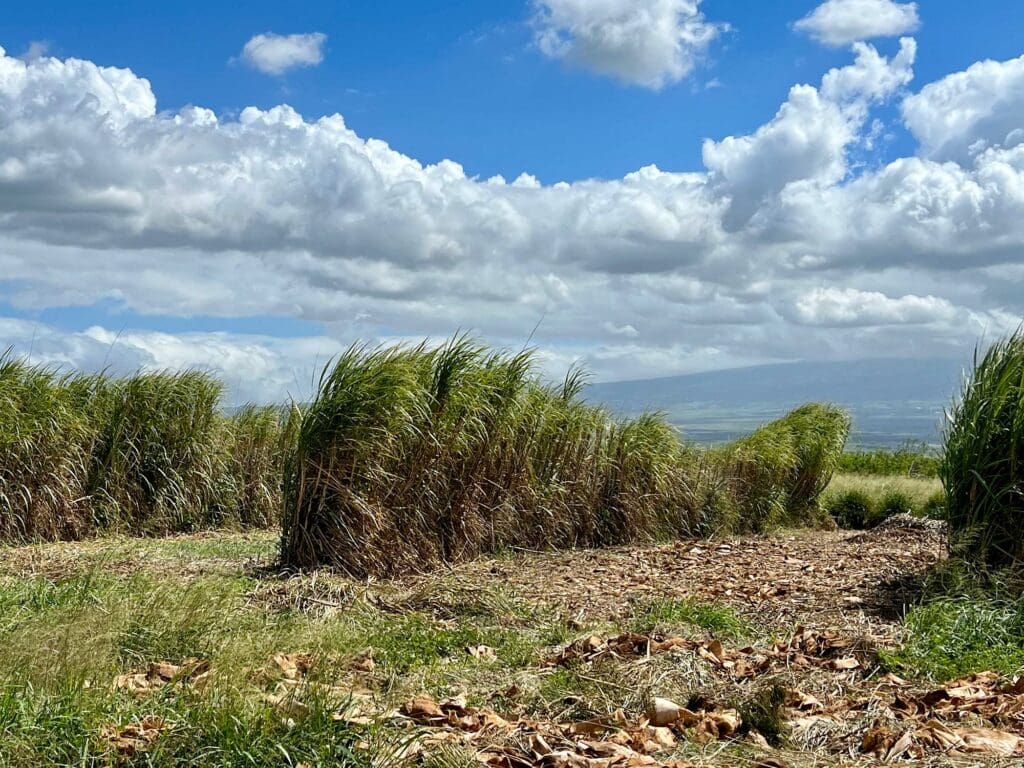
xmin=3 ymin=340 xmax=1024 ymax=766
xmin=7 ymin=8 xmax=1024 ymax=767
xmin=2 ymin=515 xmax=1023 ymax=767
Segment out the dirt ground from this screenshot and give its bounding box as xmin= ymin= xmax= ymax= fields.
xmin=441 ymin=518 xmax=947 ymax=633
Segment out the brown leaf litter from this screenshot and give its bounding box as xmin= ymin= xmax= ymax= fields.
xmin=100 ymin=715 xmax=170 ymax=756
xmin=389 ymin=666 xmax=1024 ymax=767
xmin=114 ymin=658 xmax=211 ymax=695
xmin=396 ymin=692 xmax=741 ymax=768
xmin=546 ymin=626 xmax=868 ymax=680
xmin=858 ymin=672 xmax=1024 ymax=760
xmin=445 ymin=525 xmax=944 ymax=632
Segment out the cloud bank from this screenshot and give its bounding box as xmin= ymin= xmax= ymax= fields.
xmin=0 ymin=36 xmax=1022 ymax=401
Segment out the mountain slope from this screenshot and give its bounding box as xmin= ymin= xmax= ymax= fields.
xmin=586 ymin=358 xmax=964 ymax=447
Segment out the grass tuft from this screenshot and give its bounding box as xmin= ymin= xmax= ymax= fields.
xmin=0 ymin=355 xmax=295 ymax=541
xmin=882 ymin=596 xmax=1024 ymax=680
xmin=942 ymin=330 xmax=1024 ymax=570
xmin=722 ymin=403 xmax=851 ymax=532
xmin=630 ymin=597 xmax=752 ymax=640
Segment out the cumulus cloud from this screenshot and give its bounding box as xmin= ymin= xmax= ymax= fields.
xmin=240 ymin=32 xmax=326 ymax=75
xmin=789 ymin=287 xmax=956 ymax=326
xmin=902 ymin=54 xmax=1024 ymax=162
xmin=531 ymin=0 xmax=725 ymax=88
xmin=794 ymin=0 xmax=919 ymax=47
xmin=18 ymin=40 xmax=50 ymax=62
xmin=703 ymin=37 xmax=915 ymax=229
xmin=0 ymin=316 xmax=343 ymax=404
xmin=1 ymin=41 xmax=1024 ymax=400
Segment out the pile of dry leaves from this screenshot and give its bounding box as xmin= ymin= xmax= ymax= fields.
xmin=547 ymin=626 xmax=867 ymax=680
xmin=114 ymin=658 xmax=211 ymax=696
xmin=398 ymin=692 xmax=735 ymax=768
xmin=860 ymin=672 xmax=1024 ymax=760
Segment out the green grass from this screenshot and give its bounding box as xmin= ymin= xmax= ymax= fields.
xmin=838 ymin=444 xmax=939 ymax=478
xmin=6 ymin=527 xmax=1005 ymax=766
xmin=882 ymin=596 xmax=1024 ymax=680
xmin=630 ymin=597 xmax=753 ymax=640
xmin=0 ymin=679 xmax=373 ymax=768
xmin=0 ymin=532 xmax=581 ymax=765
xmin=943 ymin=331 xmax=1024 ymax=570
xmin=821 ymin=473 xmax=944 ymax=528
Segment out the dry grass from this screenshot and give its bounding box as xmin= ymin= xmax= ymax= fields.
xmin=0 ymin=356 xmax=294 ymax=542
xmin=280 ymin=339 xmax=851 ymax=575
xmin=825 ymin=473 xmax=942 ymax=511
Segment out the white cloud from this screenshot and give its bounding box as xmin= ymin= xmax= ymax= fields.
xmin=531 ymin=0 xmax=725 ymax=89
xmin=19 ymin=40 xmax=50 ymax=62
xmin=703 ymin=38 xmax=915 ymax=229
xmin=0 ymin=42 xmax=1023 ymax=399
xmin=240 ymin=32 xmax=326 ymax=75
xmin=902 ymin=54 xmax=1024 ymax=162
xmin=794 ymin=0 xmax=919 ymax=47
xmin=790 ymin=287 xmax=956 ymax=326
xmin=0 ymin=317 xmax=343 ymax=404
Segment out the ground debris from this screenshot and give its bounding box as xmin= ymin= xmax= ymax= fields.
xmin=99 ymin=715 xmax=169 ymax=756
xmin=397 ymin=693 xmax=749 ymax=768
xmin=546 ymin=626 xmax=871 ymax=680
xmin=446 ymin=526 xmax=944 ymax=632
xmin=114 ymin=658 xmax=210 ymax=695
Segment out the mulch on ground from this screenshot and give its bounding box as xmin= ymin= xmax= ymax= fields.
xmin=435 ymin=520 xmax=946 ymax=634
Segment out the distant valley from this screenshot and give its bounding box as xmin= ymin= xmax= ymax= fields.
xmin=587 ymin=357 xmax=965 ymax=448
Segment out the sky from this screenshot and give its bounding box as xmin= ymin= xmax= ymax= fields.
xmin=2 ymin=0 xmax=1024 ymax=402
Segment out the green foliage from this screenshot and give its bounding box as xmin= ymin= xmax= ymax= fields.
xmin=878 ymin=489 xmax=914 ymax=518
xmin=942 ymin=331 xmax=1024 ymax=570
xmin=0 ymin=354 xmax=294 ymax=541
xmin=0 ymin=356 xmax=98 ymax=540
xmin=280 ymin=337 xmax=704 ymax=575
xmin=224 ymin=404 xmax=298 ymax=528
xmin=87 ymin=371 xmax=230 ymax=532
xmin=723 ymin=403 xmax=851 ymax=532
xmin=838 ymin=443 xmax=939 ymax=477
xmin=824 ymin=488 xmax=876 ymax=529
xmin=822 ymin=473 xmax=946 ymax=528
xmin=736 ymin=683 xmax=788 ymax=746
xmin=921 ymin=490 xmax=946 ymax=519
xmin=882 ymin=596 xmax=1024 ymax=680
xmin=2 ymin=338 xmax=851 ymax=558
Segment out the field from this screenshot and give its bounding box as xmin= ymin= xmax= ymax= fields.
xmin=2 ymin=343 xmax=1024 ymax=765
xmin=2 ymin=515 xmax=1023 ymax=766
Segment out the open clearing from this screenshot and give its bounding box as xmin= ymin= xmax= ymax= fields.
xmin=2 ymin=522 xmax=1023 ymax=766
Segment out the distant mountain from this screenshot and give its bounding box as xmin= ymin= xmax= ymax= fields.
xmin=586 ymin=358 xmax=966 ymax=448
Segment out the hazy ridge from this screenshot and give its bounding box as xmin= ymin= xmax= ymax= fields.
xmin=587 ymin=357 xmax=964 ymax=448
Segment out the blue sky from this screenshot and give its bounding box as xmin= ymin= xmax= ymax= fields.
xmin=6 ymin=1 xmax=1023 ymax=182
xmin=2 ymin=0 xmax=1024 ymax=401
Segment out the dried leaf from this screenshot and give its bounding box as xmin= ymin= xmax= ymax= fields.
xmin=647 ymin=697 xmax=681 ymax=727
xmin=468 ymin=645 xmax=498 ymax=662
xmin=958 ymin=727 xmax=1022 ymax=756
